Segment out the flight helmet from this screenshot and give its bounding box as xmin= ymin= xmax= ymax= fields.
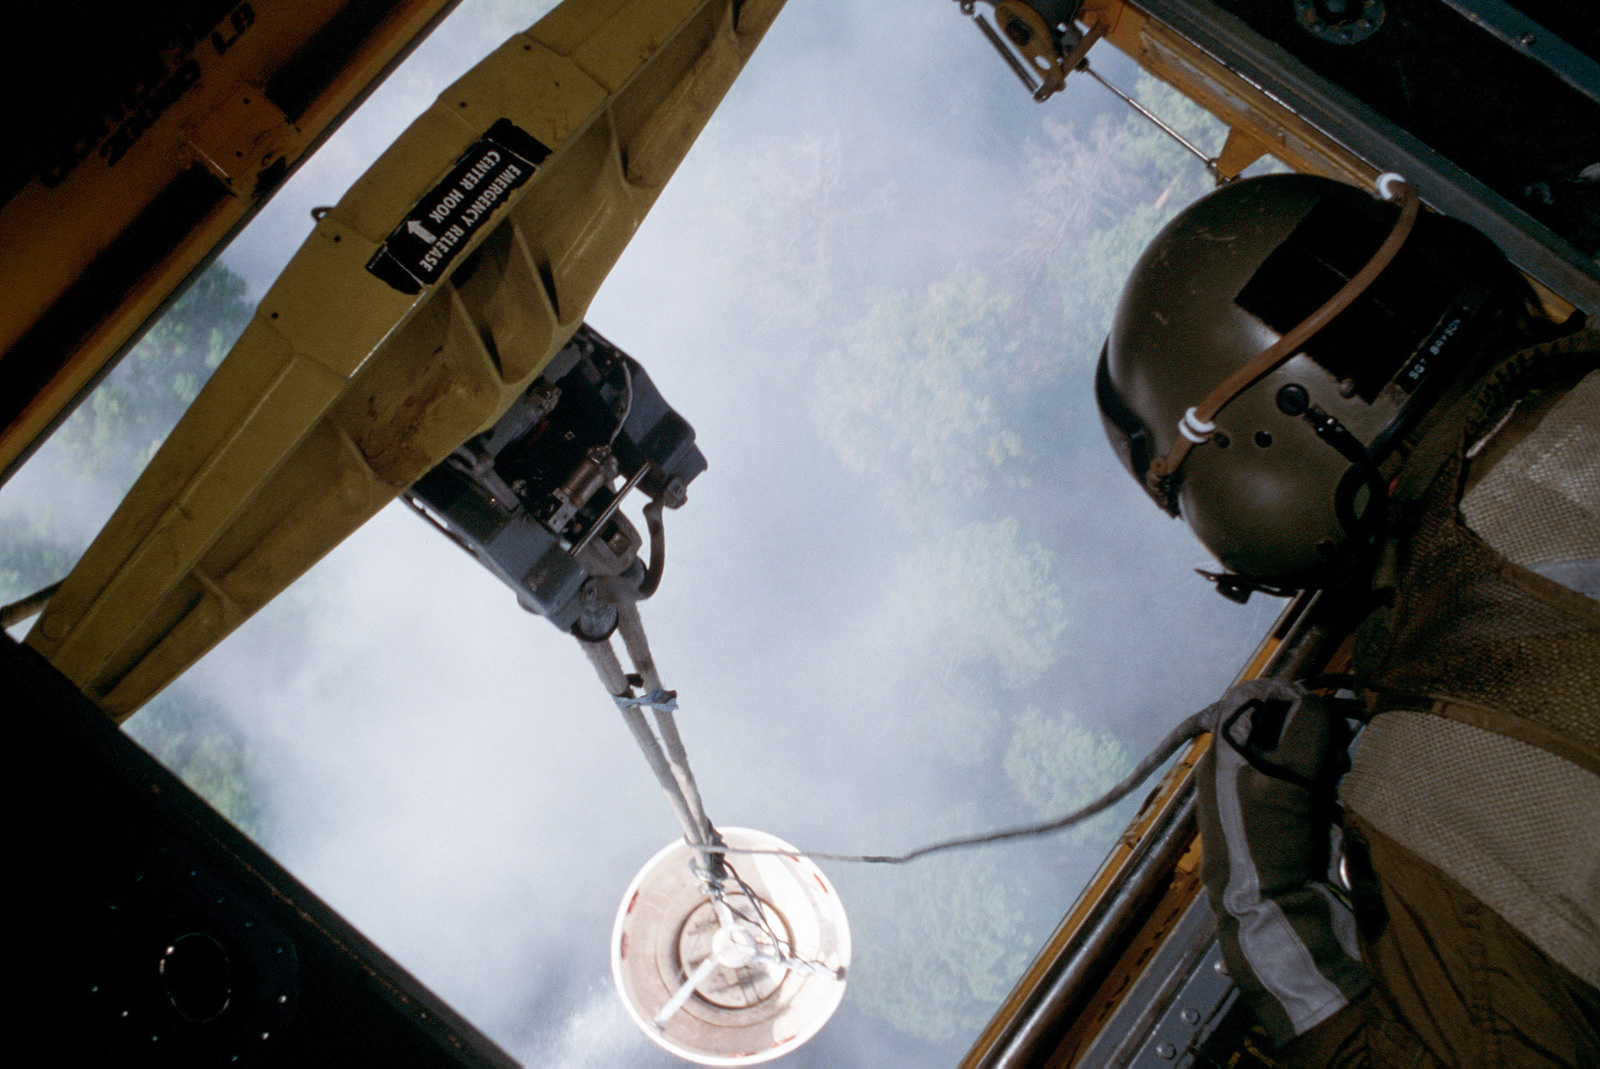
xmin=1097 ymin=172 xmax=1542 ymax=592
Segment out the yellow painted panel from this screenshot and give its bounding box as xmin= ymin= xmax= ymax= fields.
xmin=527 ymin=0 xmax=634 ymax=58
xmin=0 ymin=0 xmax=462 ymax=481
xmin=29 ymin=0 xmax=789 ymax=719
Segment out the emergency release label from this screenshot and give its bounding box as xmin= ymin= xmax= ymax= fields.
xmin=367 ymin=120 xmax=550 ymax=294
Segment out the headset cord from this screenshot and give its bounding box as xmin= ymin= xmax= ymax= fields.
xmin=701 ymin=706 xmax=1213 ymax=865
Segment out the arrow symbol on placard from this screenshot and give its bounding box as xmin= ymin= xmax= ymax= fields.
xmin=407 ymin=220 xmax=437 ymax=243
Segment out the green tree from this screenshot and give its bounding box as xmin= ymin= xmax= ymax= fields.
xmin=814 ymin=266 xmax=1030 ymax=516
xmin=2 ymin=261 xmax=266 ymax=835
xmin=808 ymin=76 xmax=1244 ymax=518
xmin=841 ymin=828 xmax=1035 ymax=1042
xmin=888 ymin=518 xmax=1068 ymax=685
xmin=0 ymin=513 xmax=74 ymax=608
xmin=1002 ymin=77 xmax=1236 ymax=452
xmin=123 ymin=685 xmax=267 ymax=837
xmin=731 ymin=130 xmax=901 ymax=329
xmin=58 ymin=261 xmax=253 ymax=491
xmin=791 ymin=74 xmax=1253 ymax=1045
xmin=1009 ymin=113 xmax=1155 ymax=274
xmin=1003 ymin=704 xmax=1129 ymax=846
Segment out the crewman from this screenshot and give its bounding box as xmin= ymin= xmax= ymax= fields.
xmin=1095 ymin=172 xmax=1599 ymax=1065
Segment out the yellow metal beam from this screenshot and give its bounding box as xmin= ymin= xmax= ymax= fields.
xmin=29 ymin=0 xmax=788 ymax=720
xmin=1079 ymin=0 xmax=1373 ymax=186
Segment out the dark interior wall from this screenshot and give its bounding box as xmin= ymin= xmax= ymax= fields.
xmin=8 ymin=632 xmax=521 ymax=1067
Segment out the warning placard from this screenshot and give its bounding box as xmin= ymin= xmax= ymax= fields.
xmin=367 ymin=120 xmax=550 ymax=294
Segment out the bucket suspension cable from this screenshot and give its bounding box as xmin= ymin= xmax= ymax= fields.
xmin=578 ymin=613 xmax=720 ymax=876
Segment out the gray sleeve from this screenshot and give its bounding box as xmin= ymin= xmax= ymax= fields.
xmin=1196 ymin=679 xmax=1371 ymax=1046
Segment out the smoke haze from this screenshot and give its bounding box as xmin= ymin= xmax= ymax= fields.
xmin=2 ymin=1 xmax=1289 ymax=1064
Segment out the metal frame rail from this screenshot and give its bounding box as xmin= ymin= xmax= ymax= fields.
xmin=964 ymin=588 xmax=1359 ymax=1067
xmin=1134 ymin=0 xmax=1600 ymax=316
